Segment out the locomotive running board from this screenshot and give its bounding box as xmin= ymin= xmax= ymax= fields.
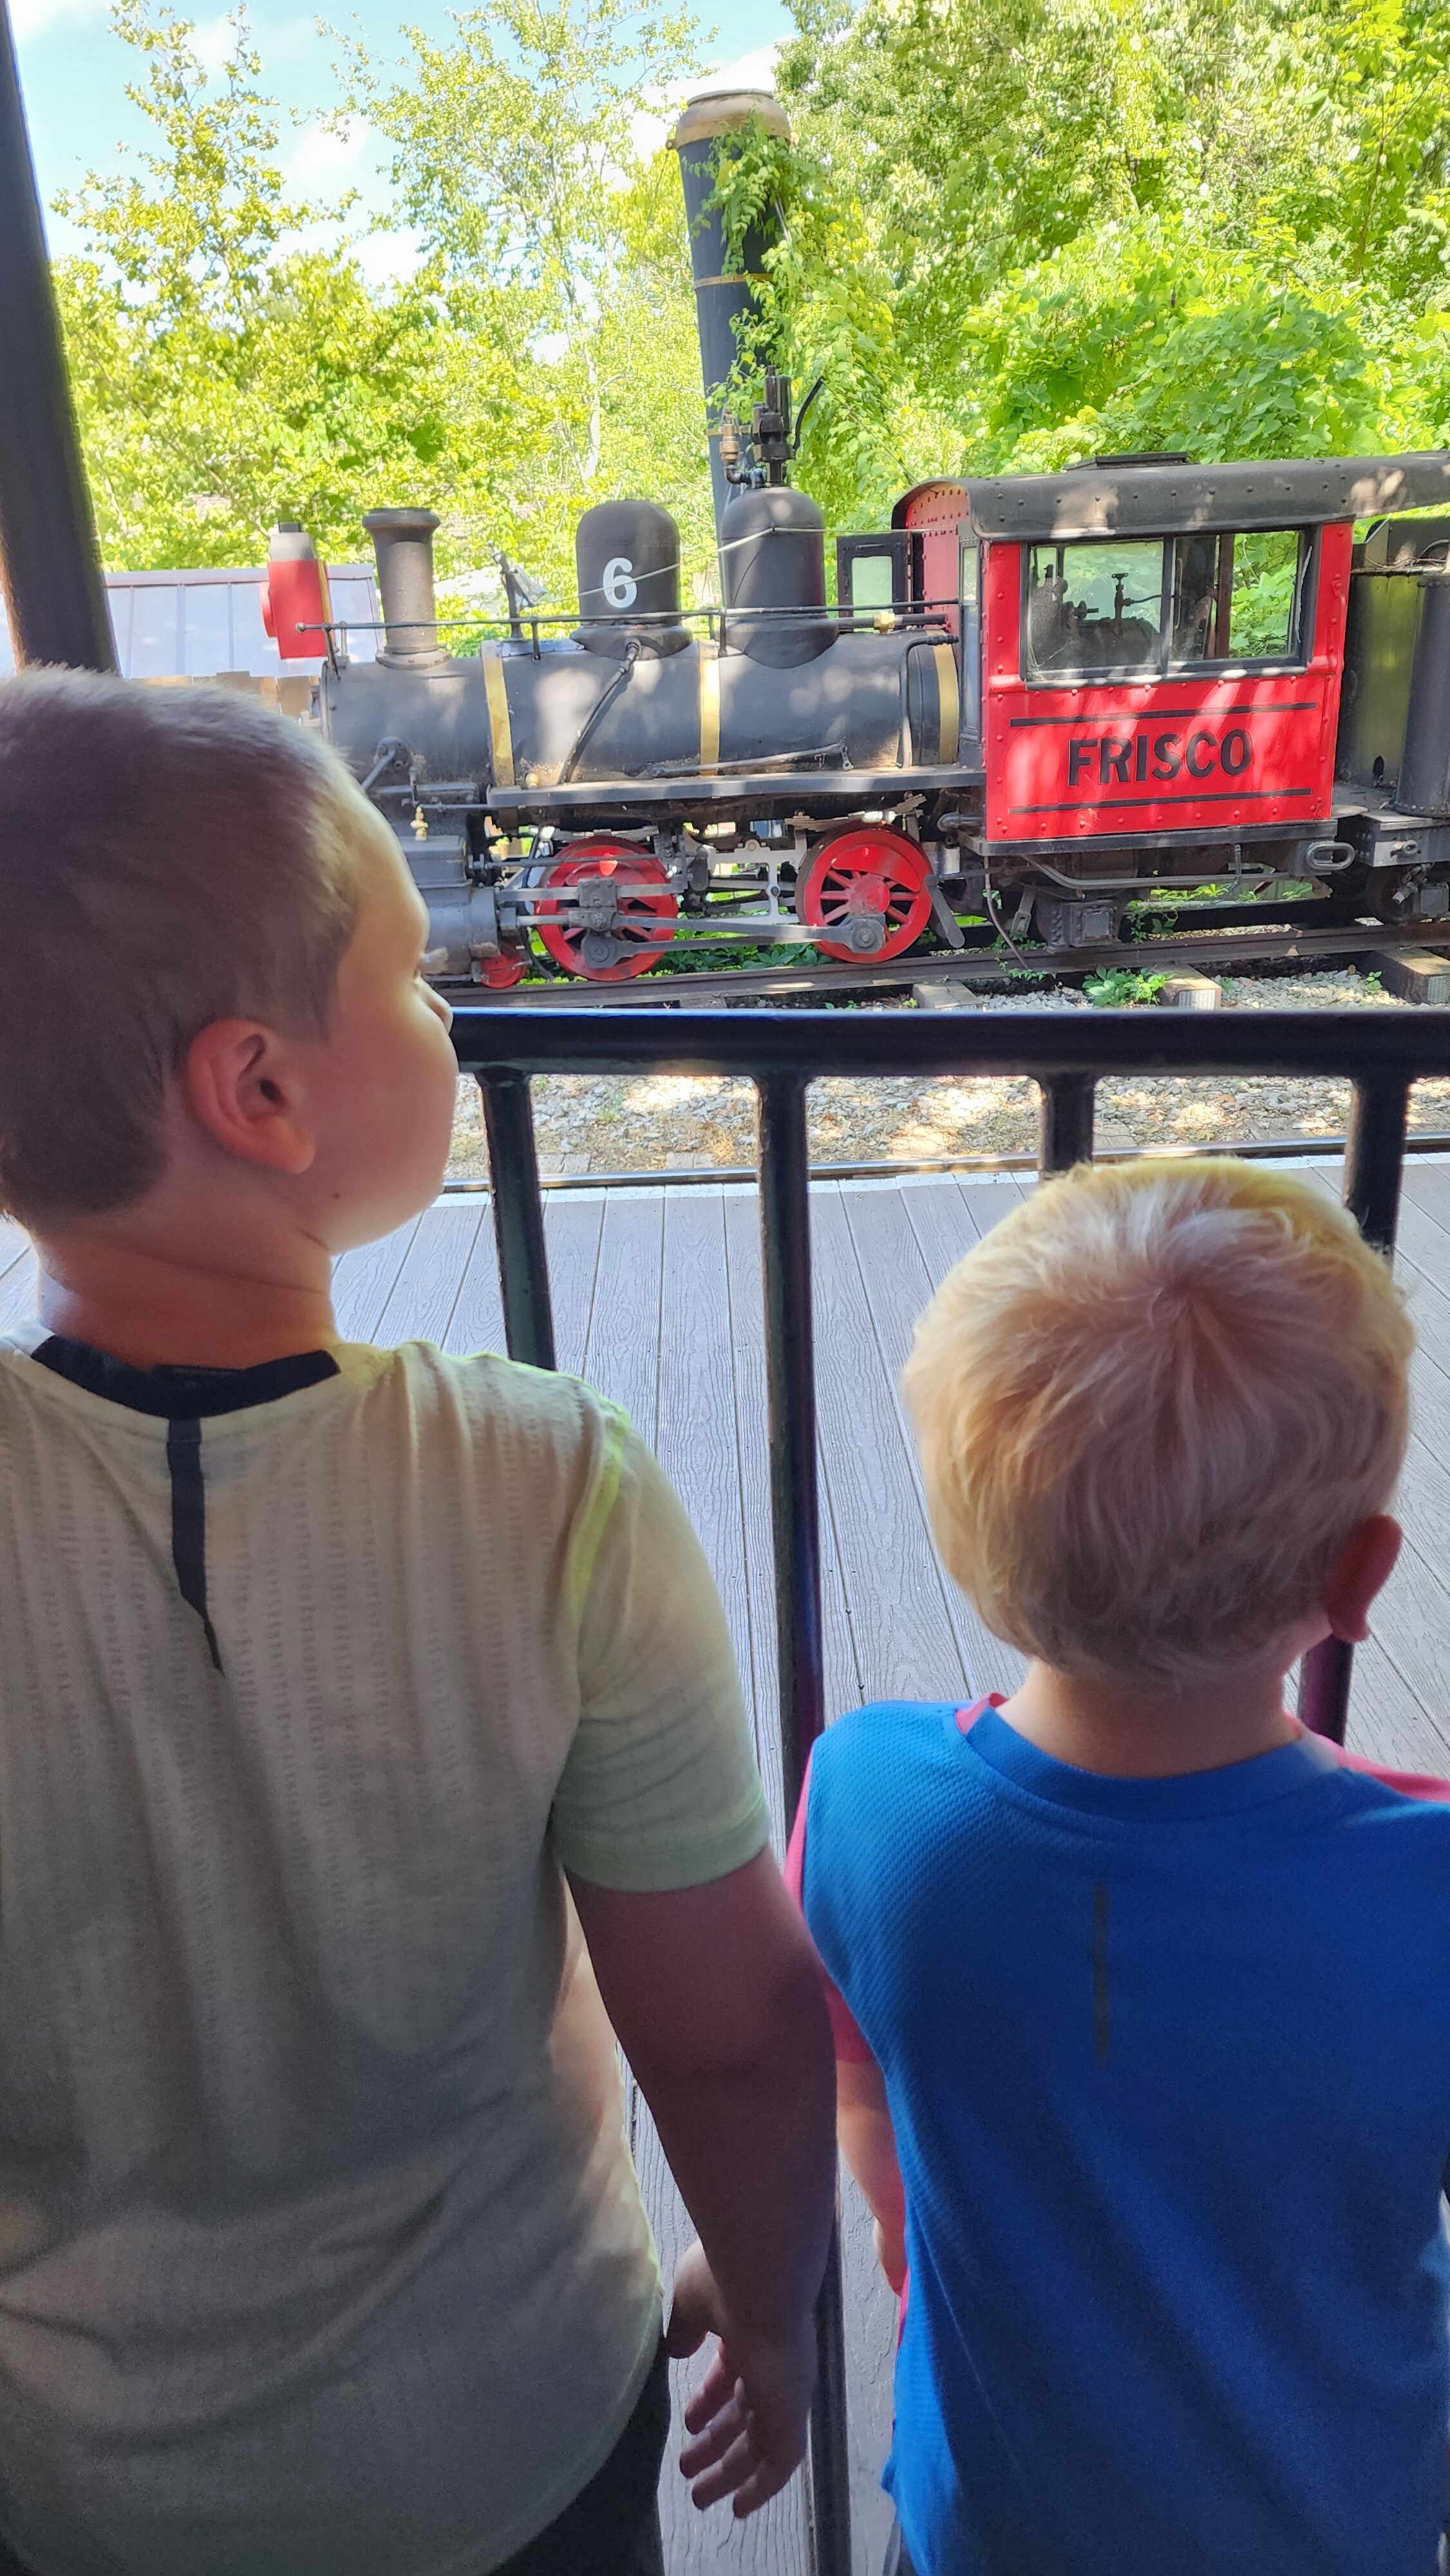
xmin=485 ymin=763 xmax=981 ymax=816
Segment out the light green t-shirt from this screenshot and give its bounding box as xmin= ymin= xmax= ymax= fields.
xmin=0 ymin=1332 xmax=768 ymax=2576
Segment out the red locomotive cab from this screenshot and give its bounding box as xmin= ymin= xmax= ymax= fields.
xmin=260 ymin=521 xmax=334 ymax=662
xmin=964 ymin=460 xmax=1361 ymax=861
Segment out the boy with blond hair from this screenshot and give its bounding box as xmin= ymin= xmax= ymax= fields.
xmin=0 ymin=670 xmax=836 ymax=2576
xmin=784 ymin=1159 xmax=1449 ymax=2576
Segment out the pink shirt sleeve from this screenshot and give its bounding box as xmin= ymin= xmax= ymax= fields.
xmin=785 ymin=1747 xmax=877 ymax=2065
xmin=1315 ymin=1734 xmax=1450 ymax=1802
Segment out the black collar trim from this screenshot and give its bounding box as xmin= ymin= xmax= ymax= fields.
xmin=30 ymin=1337 xmax=340 ymax=1420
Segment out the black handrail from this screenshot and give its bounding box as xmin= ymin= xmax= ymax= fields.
xmin=457 ymin=1002 xmax=1450 ymax=2576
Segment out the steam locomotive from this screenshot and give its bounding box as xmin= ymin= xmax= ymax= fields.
xmin=260 ymin=414 xmax=1450 ymax=987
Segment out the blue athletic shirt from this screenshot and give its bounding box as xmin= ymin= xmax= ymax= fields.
xmin=795 ymin=1698 xmax=1450 ymax=2576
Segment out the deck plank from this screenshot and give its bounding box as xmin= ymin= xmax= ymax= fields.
xmin=373 ymin=1201 xmax=483 ymax=1350
xmin=0 ymin=1247 xmax=38 ymax=1334
xmin=809 ymin=1186 xmax=972 ymax=1709
xmin=439 ymin=1206 xmax=505 ymax=1358
xmin=332 ymin=1216 xmax=422 ymax=1341
xmin=582 ymin=1190 xmax=665 ymax=1437
xmin=656 ymin=1190 xmax=754 ymax=1713
xmin=543 ymin=1191 xmax=606 ymax=1376
xmin=644 ymin=1186 xmax=812 ymax=2576
xmin=838 ymin=1183 xmax=1025 ymax=1704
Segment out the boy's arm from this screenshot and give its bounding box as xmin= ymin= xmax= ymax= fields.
xmin=837 ymin=2057 xmax=907 ymax=2295
xmin=556 ymin=1418 xmax=835 ymax=2515
xmin=569 ymin=1857 xmax=836 ymax=2515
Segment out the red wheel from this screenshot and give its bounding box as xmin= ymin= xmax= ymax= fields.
xmin=535 ymin=840 xmax=677 ymax=981
xmin=794 ymin=827 xmax=932 ymax=964
xmin=477 ymin=951 xmax=528 ymax=989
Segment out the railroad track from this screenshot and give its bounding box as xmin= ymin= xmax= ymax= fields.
xmin=443 ymin=907 xmax=1437 ymax=1012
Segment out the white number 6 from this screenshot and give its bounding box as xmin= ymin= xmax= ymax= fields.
xmin=603 ymin=556 xmax=638 ymax=611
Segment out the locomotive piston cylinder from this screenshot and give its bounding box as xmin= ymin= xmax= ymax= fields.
xmin=396 ymin=826 xmax=504 ymax=974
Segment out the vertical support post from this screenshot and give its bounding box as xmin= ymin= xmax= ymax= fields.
xmin=0 ymin=0 xmax=116 ymax=672
xmin=1037 ymin=1072 xmax=1097 ymax=1177
xmin=1299 ymin=1075 xmax=1409 ymax=1743
xmin=756 ymin=1072 xmax=851 ymax=2576
xmin=478 ymin=1071 xmax=556 ymax=1372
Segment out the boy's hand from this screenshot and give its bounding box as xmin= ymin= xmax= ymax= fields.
xmin=666 ymin=2240 xmax=816 ymax=2517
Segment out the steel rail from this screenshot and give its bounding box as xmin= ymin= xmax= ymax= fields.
xmin=448 ymin=913 xmax=1440 ymax=1010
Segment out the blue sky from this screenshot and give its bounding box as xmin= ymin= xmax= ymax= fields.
xmin=15 ymin=0 xmax=794 ymax=265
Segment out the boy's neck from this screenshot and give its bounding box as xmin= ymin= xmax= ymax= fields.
xmin=1000 ymin=1660 xmax=1298 ymax=1779
xmin=34 ymin=1231 xmax=338 ymax=1372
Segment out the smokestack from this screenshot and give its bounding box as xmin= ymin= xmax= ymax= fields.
xmin=669 ymin=88 xmax=791 ymax=541
xmin=362 ymin=507 xmax=447 ymax=667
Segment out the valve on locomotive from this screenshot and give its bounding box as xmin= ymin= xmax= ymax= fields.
xmin=718 ymin=368 xmax=824 ymax=491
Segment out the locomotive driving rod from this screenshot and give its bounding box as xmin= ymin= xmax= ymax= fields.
xmin=0 ymin=0 xmax=115 ymax=671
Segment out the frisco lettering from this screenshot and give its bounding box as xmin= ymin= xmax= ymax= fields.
xmin=1067 ymin=726 xmax=1254 ymax=788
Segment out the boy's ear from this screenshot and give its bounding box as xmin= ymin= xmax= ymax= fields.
xmin=1321 ymin=1515 xmax=1402 ymax=1645
xmin=182 ymin=1021 xmax=317 ymax=1177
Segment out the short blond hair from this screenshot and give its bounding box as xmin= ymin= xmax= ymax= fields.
xmin=0 ymin=670 xmax=363 ymax=1227
xmin=901 ymin=1159 xmax=1413 ymax=1686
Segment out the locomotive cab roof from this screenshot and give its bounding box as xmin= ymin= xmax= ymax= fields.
xmin=892 ymin=451 xmax=1450 ymax=542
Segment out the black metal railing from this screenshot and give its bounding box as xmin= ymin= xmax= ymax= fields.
xmin=451 ymin=1003 xmax=1450 ymax=2576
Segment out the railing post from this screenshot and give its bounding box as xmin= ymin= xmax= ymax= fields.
xmin=1037 ymin=1071 xmax=1097 ymax=1177
xmin=1299 ymin=1074 xmax=1410 ymax=1743
xmin=478 ymin=1070 xmax=556 ymax=1372
xmin=0 ymin=0 xmax=116 ymax=672
xmin=756 ymin=1071 xmax=852 ymax=2576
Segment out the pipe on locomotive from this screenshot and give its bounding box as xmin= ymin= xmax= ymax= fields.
xmin=668 ymin=87 xmax=791 ymax=541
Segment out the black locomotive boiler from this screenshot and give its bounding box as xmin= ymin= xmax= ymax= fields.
xmin=306 ymin=395 xmax=959 ymax=985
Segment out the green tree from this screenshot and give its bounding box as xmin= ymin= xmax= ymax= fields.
xmin=52 ymin=1 xmax=480 ymax=573
xmin=51 ymin=0 xmax=718 ymax=607
xmin=733 ymin=0 xmax=1450 ymax=509
xmin=341 ymin=0 xmax=715 ymax=599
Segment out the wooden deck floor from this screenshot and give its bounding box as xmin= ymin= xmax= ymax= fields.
xmin=3 ymin=1160 xmax=1449 ymax=2573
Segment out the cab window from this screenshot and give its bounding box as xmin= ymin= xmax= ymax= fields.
xmin=1025 ymin=540 xmax=1163 ymax=676
xmin=1023 ymin=530 xmax=1310 ymax=679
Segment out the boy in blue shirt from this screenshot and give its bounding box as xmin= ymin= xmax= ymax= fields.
xmin=782 ymin=1159 xmax=1447 ymax=2575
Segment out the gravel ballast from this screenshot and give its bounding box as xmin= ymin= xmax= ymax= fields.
xmin=446 ymin=971 xmax=1450 ymax=1180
